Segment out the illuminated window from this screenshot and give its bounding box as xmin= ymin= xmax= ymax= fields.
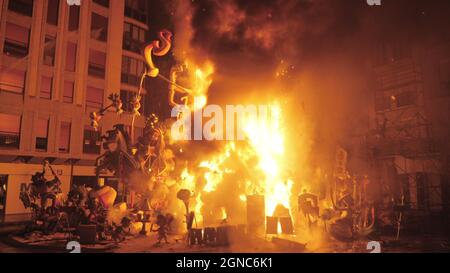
xmin=59 ymin=122 xmax=71 ymax=153
xmin=86 ymin=86 xmax=104 ymax=109
xmin=47 ymin=0 xmax=60 ymax=26
xmin=3 ymin=23 xmax=30 ymax=58
xmin=8 ymin=0 xmax=33 ymax=17
xmin=35 ymin=119 xmax=49 ymax=152
xmin=43 ymin=35 xmax=56 ymax=66
xmin=88 ymin=49 xmax=106 ymax=78
xmin=91 ymin=13 xmax=108 ymax=42
xmin=0 ymin=113 xmax=21 ymax=149
xmin=63 ymin=81 xmax=74 ymax=103
xmin=66 ymin=42 xmax=77 ymax=72
xmin=40 ymin=76 xmax=53 ymax=100
xmin=0 ymin=66 xmax=26 ymax=94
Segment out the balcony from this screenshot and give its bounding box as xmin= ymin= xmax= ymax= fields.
xmin=0 ymin=133 xmax=20 ymax=149
xmin=3 ymin=39 xmax=28 ymax=58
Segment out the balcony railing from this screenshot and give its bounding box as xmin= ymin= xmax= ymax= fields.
xmin=0 ymin=133 xmax=20 ymax=149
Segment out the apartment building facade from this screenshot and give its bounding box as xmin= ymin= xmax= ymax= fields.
xmin=0 ymin=0 xmax=152 ymax=219
xmin=366 ymin=37 xmax=450 ymax=218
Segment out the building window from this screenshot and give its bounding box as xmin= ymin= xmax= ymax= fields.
xmin=43 ymin=35 xmax=56 ymax=66
xmin=68 ymin=5 xmax=80 ymax=31
xmin=121 ymin=56 xmax=144 ymax=86
xmin=8 ymin=0 xmax=33 ymax=17
xmin=125 ymin=0 xmax=147 ymax=23
xmin=47 ymin=0 xmax=60 ymax=26
xmin=40 ymin=76 xmax=53 ymax=99
xmin=63 ymin=81 xmax=74 ymax=103
xmin=59 ymin=122 xmax=71 ymax=153
xmin=88 ymin=49 xmax=106 ymax=78
xmin=123 ymin=22 xmax=147 ymax=53
xmin=93 ymin=0 xmax=109 ymax=8
xmin=0 ymin=113 xmax=21 ymax=149
xmin=91 ymin=13 xmax=108 ymax=42
xmin=35 ymin=119 xmax=49 ymax=152
xmin=86 ymin=86 xmax=104 ymax=109
xmin=83 ymin=126 xmax=101 ymax=154
xmin=3 ymin=23 xmax=30 ymax=58
xmin=0 ymin=66 xmax=26 ymax=94
xmin=66 ymin=42 xmax=77 ymax=72
xmin=120 ymin=90 xmax=144 ymax=114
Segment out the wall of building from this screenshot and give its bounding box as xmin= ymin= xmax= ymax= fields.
xmin=0 ymin=0 xmax=152 ymax=217
xmin=365 ymin=38 xmax=450 ymax=213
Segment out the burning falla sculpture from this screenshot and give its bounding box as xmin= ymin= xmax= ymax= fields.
xmin=91 ymin=30 xmax=175 ymax=195
xmin=94 ymin=114 xmax=167 ymax=186
xmin=328 ymin=175 xmax=376 ymax=241
xmin=91 ymin=28 xmax=210 ymax=212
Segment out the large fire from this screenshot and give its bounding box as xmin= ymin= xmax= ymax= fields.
xmin=176 ymin=96 xmax=295 ymax=230
xmin=241 ymin=104 xmax=293 ymax=217
xmin=181 ymin=60 xmax=214 ymax=111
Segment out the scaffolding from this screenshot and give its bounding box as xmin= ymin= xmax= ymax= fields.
xmin=369 ymin=57 xmax=445 ymax=213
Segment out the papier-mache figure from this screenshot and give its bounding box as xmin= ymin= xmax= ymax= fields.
xmin=29 ymin=161 xmax=62 ymax=213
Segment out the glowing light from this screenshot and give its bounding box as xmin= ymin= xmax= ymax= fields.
xmin=242 ymin=104 xmax=293 ymax=216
